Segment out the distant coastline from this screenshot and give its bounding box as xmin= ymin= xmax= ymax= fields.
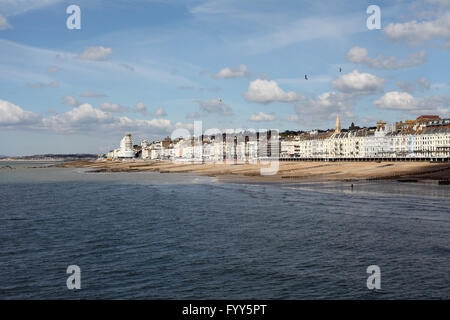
xmin=0 ymin=154 xmax=97 ymax=162
xmin=57 ymin=160 xmax=450 ymax=184
xmin=0 ymin=159 xmax=65 ymax=162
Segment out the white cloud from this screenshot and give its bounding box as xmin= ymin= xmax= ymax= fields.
xmin=396 ymin=80 xmax=416 ymax=93
xmin=0 ymin=99 xmax=40 ymax=126
xmin=1 ymin=39 xmax=199 ymax=91
xmin=99 ymin=102 xmax=128 ymax=113
xmin=285 ymin=114 xmax=300 ymax=122
xmin=48 ymin=81 xmax=59 ymax=88
xmin=373 ymin=91 xmax=416 ymax=110
xmin=235 ymin=13 xmax=363 ymax=54
xmin=133 ymin=101 xmax=153 ymax=116
xmin=45 ymin=108 xmax=56 ymax=115
xmin=242 ymin=79 xmax=298 ymax=104
xmin=0 ymin=100 xmax=188 ymax=135
xmin=138 ymin=118 xmax=173 ymax=132
xmin=26 ymin=81 xmax=59 ymax=88
xmin=134 ymin=101 xmax=147 ymax=113
xmin=62 ymin=95 xmax=80 ymax=107
xmin=53 ymin=108 xmax=177 ymax=134
xmin=373 ymin=91 xmax=449 ymax=115
xmin=249 ymin=112 xmax=275 ymax=122
xmin=292 ymin=91 xmax=356 ymax=126
xmin=154 ymin=107 xmax=167 ymax=116
xmin=43 ymin=104 xmax=172 ymax=133
xmin=346 ymin=46 xmax=426 ymax=69
xmin=332 ymin=70 xmax=385 ymax=95
xmin=80 ymin=90 xmax=107 ymax=98
xmin=0 ymin=13 xmax=11 ymax=30
xmin=296 ymin=92 xmax=353 ymax=112
xmin=416 ymin=77 xmax=431 ymax=90
xmin=46 ymin=66 xmax=61 ymax=74
xmin=213 ymin=64 xmax=249 ymax=78
xmin=396 ymin=77 xmax=431 ymax=93
xmin=132 ymin=102 xmax=166 ymax=117
xmin=105 ymin=117 xmax=174 ymax=133
xmin=0 ymin=0 xmax=61 ymax=16
xmin=196 ymin=98 xmax=233 ymax=115
xmin=78 ymin=46 xmax=113 ymax=61
xmin=383 ymin=12 xmax=450 ymax=48
xmin=42 ymin=104 xmax=113 ymax=132
xmin=175 ymin=122 xmax=194 ymax=131
xmin=186 ymin=111 xmax=201 ymax=119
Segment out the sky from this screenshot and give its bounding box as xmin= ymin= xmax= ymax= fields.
xmin=0 ymin=0 xmax=449 ymax=155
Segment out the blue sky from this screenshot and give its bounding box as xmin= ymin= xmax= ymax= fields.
xmin=0 ymin=0 xmax=449 ymax=155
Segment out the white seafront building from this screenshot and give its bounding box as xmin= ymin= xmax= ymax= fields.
xmin=107 ymin=134 xmax=136 ymax=159
xmin=279 ymin=115 xmax=450 ymax=160
xmin=106 ymin=115 xmax=450 ymax=161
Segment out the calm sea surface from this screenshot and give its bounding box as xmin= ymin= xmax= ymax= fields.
xmin=0 ymin=162 xmax=449 ymax=299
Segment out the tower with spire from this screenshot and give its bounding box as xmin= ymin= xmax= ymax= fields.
xmin=335 ymin=114 xmax=341 ymax=133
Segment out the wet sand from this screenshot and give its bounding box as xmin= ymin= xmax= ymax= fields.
xmin=56 ymin=160 xmax=450 ymax=183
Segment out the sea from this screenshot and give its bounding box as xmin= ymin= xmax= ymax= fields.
xmin=0 ymin=161 xmax=449 ymax=299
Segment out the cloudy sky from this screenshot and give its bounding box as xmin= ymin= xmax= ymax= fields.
xmin=0 ymin=0 xmax=449 ymax=155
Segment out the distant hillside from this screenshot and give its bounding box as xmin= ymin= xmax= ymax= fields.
xmin=4 ymin=154 xmax=98 ymax=161
xmin=0 ymin=155 xmax=8 ymax=159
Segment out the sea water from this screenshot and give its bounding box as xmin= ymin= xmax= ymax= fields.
xmin=0 ymin=162 xmax=449 ymax=299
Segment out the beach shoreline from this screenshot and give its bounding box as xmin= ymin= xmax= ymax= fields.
xmin=56 ymin=160 xmax=450 ymax=184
